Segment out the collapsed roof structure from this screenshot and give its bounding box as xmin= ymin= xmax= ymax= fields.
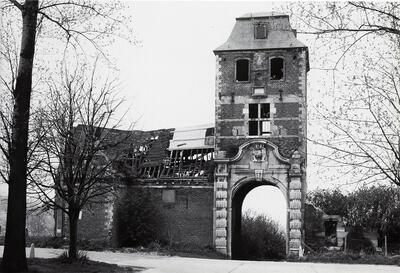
xmin=114 ymin=124 xmax=215 ymax=182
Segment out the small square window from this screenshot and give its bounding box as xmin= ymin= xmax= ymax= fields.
xmin=255 ymin=24 xmax=267 ymax=39
xmin=162 ymin=190 xmax=175 ymax=203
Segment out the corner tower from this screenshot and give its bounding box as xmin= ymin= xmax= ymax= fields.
xmin=213 ymin=12 xmax=309 ymax=258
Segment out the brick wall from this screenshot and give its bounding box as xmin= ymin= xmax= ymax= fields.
xmin=215 ymin=48 xmax=308 ymax=158
xmin=76 ymin=185 xmax=214 ymax=248
xmin=115 ymin=185 xmax=214 ymax=247
xmin=77 ymin=200 xmax=112 ymax=242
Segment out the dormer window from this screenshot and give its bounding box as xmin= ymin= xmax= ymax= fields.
xmin=254 ymin=24 xmax=267 ymax=39
xmin=236 ymin=59 xmax=249 ymax=82
xmin=270 ymin=57 xmax=284 ymax=80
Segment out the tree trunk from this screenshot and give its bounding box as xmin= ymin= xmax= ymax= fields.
xmin=2 ymin=1 xmax=38 ymax=272
xmin=68 ymin=212 xmax=79 ymax=259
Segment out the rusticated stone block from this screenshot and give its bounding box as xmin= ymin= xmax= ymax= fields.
xmin=216 ymin=200 xmax=227 ymax=209
xmin=216 ymin=181 xmax=228 ymax=189
xmin=216 ymin=228 xmax=227 ymax=237
xmin=289 ymin=209 xmax=301 ymax=220
xmin=289 ymin=190 xmax=302 ymax=200
xmin=290 ymin=200 xmax=301 ymax=209
xmin=215 ymin=237 xmax=227 ymax=247
xmin=216 ymin=209 xmax=227 ymax=219
xmin=289 ymin=239 xmax=301 ymax=249
xmin=216 ymin=190 xmax=227 ymax=199
xmin=216 ymin=219 xmax=227 ymax=228
xmin=290 ymin=229 xmax=301 ymax=239
xmin=289 ymin=180 xmax=301 ymax=190
xmin=289 ymin=220 xmax=301 ymax=229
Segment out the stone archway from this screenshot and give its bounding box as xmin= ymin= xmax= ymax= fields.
xmin=230 ymin=178 xmax=289 ymax=259
xmin=213 ymin=139 xmax=305 ymax=257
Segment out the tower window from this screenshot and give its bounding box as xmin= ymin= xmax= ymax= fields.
xmin=236 ymin=59 xmax=249 ymax=81
xmin=254 ymin=24 xmax=267 ymax=39
xmin=270 ymin=57 xmax=284 ymax=80
xmin=248 ymin=103 xmax=271 ymax=136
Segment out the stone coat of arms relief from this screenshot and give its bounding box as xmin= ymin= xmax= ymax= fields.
xmin=250 ymin=143 xmax=267 ymax=163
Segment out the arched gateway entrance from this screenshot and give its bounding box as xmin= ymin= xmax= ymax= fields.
xmin=213 ymin=140 xmax=305 ymax=257
xmin=231 ymin=180 xmax=288 ymax=259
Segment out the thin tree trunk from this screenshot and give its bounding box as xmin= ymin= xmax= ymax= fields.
xmin=68 ymin=212 xmax=79 ymax=259
xmin=2 ymin=1 xmax=38 ymax=272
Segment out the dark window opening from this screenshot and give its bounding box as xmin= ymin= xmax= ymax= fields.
xmin=249 ymin=103 xmax=258 ymax=119
xmin=248 ymin=103 xmax=271 ymax=136
xmin=236 ymin=59 xmax=249 ymax=81
xmin=260 ymin=103 xmax=270 ymax=118
xmin=270 ymin=57 xmax=284 ymax=80
xmin=255 ymin=24 xmax=267 ymax=39
xmin=205 ymin=127 xmax=214 ymax=137
xmin=249 ymin=121 xmax=258 ymax=136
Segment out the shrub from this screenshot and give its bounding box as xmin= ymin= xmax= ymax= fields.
xmin=115 ymin=189 xmax=163 ymax=247
xmin=57 ymin=250 xmax=89 ymax=264
xmin=77 ymin=238 xmax=109 ymax=251
xmin=26 ymin=236 xmax=66 ymax=248
xmin=240 ymin=210 xmax=286 ymax=260
xmin=346 ymin=226 xmax=375 ymax=254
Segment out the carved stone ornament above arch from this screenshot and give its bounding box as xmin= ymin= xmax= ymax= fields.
xmin=215 ymin=139 xmax=290 ymax=165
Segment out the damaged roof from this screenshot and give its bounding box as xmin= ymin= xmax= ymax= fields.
xmin=214 ymin=12 xmax=307 ymax=52
xmin=168 ymin=123 xmax=214 ymax=151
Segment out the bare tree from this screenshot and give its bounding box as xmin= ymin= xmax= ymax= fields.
xmin=30 ymin=60 xmax=129 ymax=259
xmin=0 ymin=1 xmax=132 ymax=270
xmin=286 ymin=2 xmax=400 ymax=187
xmin=26 ymin=210 xmax=53 ymax=236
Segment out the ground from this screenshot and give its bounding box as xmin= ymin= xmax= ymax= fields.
xmin=0 ymin=247 xmax=399 ymax=273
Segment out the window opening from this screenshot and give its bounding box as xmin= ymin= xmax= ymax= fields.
xmin=260 ymin=103 xmax=270 ymax=118
xmin=255 ymin=24 xmax=267 ymax=39
xmin=270 ymin=57 xmax=284 ymax=80
xmin=249 ymin=121 xmax=258 ymax=136
xmin=248 ymin=103 xmax=271 ymax=136
xmin=236 ymin=59 xmax=249 ymax=81
xmin=249 ymin=103 xmax=258 ymax=119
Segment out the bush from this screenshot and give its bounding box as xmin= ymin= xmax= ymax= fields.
xmin=300 ymin=251 xmax=400 ymax=265
xmin=240 ymin=210 xmax=286 ymax=260
xmin=57 ymin=250 xmax=89 ymax=264
xmin=77 ymin=238 xmax=109 ymax=251
xmin=346 ymin=226 xmax=376 ymax=254
xmin=115 ymin=189 xmax=163 ymax=247
xmin=26 ymin=236 xmax=66 ymax=248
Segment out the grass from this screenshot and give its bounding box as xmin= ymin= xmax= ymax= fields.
xmin=113 ymin=243 xmax=228 ymax=260
xmin=0 ymin=258 xmax=145 ymax=273
xmin=291 ymin=251 xmax=400 ymax=266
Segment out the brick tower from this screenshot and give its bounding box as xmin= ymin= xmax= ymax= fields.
xmin=212 ymin=12 xmax=309 ymax=257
